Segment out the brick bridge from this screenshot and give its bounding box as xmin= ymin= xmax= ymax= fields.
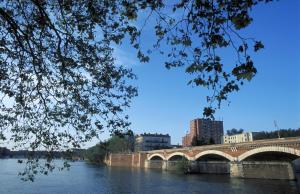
xmin=144 ymin=137 xmax=300 ymax=180
xmin=106 ymin=137 xmax=300 ymax=180
xmin=146 ymin=137 xmax=300 ymax=161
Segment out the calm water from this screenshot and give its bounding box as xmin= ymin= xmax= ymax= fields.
xmin=0 ymin=159 xmax=299 ymax=194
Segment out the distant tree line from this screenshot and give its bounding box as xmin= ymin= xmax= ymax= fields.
xmin=0 ymin=148 xmax=85 ymax=160
xmin=0 ymin=147 xmax=9 ymax=157
xmin=254 ymin=128 xmax=300 ymax=140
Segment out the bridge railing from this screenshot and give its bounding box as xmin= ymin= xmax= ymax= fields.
xmin=143 ymin=136 xmax=300 ymax=154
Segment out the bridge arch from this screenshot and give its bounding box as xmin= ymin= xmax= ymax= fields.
xmin=238 ymin=146 xmax=300 ymax=162
xmin=148 ymin=153 xmax=166 ymax=160
xmin=166 ymin=152 xmax=193 ymax=161
xmin=194 ymin=150 xmax=235 ymax=162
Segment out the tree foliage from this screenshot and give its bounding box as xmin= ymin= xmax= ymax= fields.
xmin=85 ymin=133 xmax=134 ymax=163
xmin=175 ymin=157 xmax=191 ymax=174
xmin=134 ymin=0 xmax=269 ymax=117
xmin=107 ymin=135 xmax=133 ymax=153
xmin=0 ymin=0 xmax=139 ymax=151
xmin=227 ymin=128 xmax=244 ymax=135
xmin=0 ymin=0 xmax=272 ymax=179
xmin=84 ymin=142 xmax=108 ymax=164
xmin=254 ymin=128 xmax=300 ymax=140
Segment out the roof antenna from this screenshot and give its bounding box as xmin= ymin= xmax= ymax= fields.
xmin=274 ymin=120 xmax=280 ymax=138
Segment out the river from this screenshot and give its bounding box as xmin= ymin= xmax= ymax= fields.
xmin=0 ymin=159 xmax=299 ymax=194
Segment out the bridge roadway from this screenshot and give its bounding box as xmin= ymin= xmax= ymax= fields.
xmin=143 ymin=137 xmax=300 ymax=180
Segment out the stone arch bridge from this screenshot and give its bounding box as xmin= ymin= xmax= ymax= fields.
xmin=144 ymin=137 xmax=300 ymax=180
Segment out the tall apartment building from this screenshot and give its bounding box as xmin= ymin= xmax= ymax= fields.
xmin=182 ymin=118 xmax=223 ymax=146
xmin=135 ymin=133 xmax=171 ymax=151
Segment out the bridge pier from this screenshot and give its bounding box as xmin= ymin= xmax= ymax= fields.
xmin=165 ymin=161 xmax=180 ymax=171
xmin=230 ymin=161 xmax=295 ymax=180
xmin=196 ymin=161 xmax=230 ymax=174
xmin=146 ymin=159 xmax=230 ymax=174
xmin=146 ymin=159 xmax=295 ymax=179
xmin=230 ymin=162 xmax=244 ymax=178
xmin=162 ymin=160 xmax=168 ymax=170
xmin=145 ymin=160 xmax=191 ymax=171
xmin=144 ymin=160 xmax=164 ymax=169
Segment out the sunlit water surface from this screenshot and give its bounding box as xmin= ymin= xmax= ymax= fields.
xmin=0 ymin=159 xmax=299 ymax=194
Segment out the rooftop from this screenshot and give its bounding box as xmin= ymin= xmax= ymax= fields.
xmin=137 ymin=133 xmax=170 ymax=137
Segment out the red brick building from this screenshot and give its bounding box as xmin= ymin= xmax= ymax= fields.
xmin=182 ymin=118 xmax=223 ymax=146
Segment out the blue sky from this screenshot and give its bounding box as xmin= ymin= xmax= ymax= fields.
xmin=2 ymin=1 xmax=299 ymax=149
xmin=118 ymin=0 xmax=300 ymax=145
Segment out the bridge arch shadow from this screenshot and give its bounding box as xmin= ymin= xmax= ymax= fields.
xmin=238 ymin=146 xmax=300 ymax=162
xmin=147 ymin=154 xmax=165 ymax=170
xmin=194 ymin=150 xmax=233 ymax=174
xmin=148 ymin=154 xmax=166 ymax=161
xmin=166 ymin=152 xmax=192 ymax=161
xmin=236 ymin=146 xmax=300 ymax=180
xmin=194 ymin=150 xmax=235 ymax=162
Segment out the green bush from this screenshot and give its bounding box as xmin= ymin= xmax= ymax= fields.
xmin=175 ymin=159 xmax=191 ymax=173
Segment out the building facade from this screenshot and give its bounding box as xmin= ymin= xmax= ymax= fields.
xmin=182 ymin=118 xmax=224 ymax=146
xmin=135 ymin=133 xmax=171 ymax=151
xmin=222 ymin=132 xmax=254 ymax=144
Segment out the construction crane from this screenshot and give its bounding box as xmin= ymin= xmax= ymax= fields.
xmin=274 ymin=120 xmax=280 ymax=138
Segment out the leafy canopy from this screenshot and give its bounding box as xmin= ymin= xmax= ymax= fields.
xmin=0 ymin=1 xmax=139 ymax=151
xmin=227 ymin=128 xmax=244 ymax=135
xmin=0 ymin=0 xmax=271 ymax=179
